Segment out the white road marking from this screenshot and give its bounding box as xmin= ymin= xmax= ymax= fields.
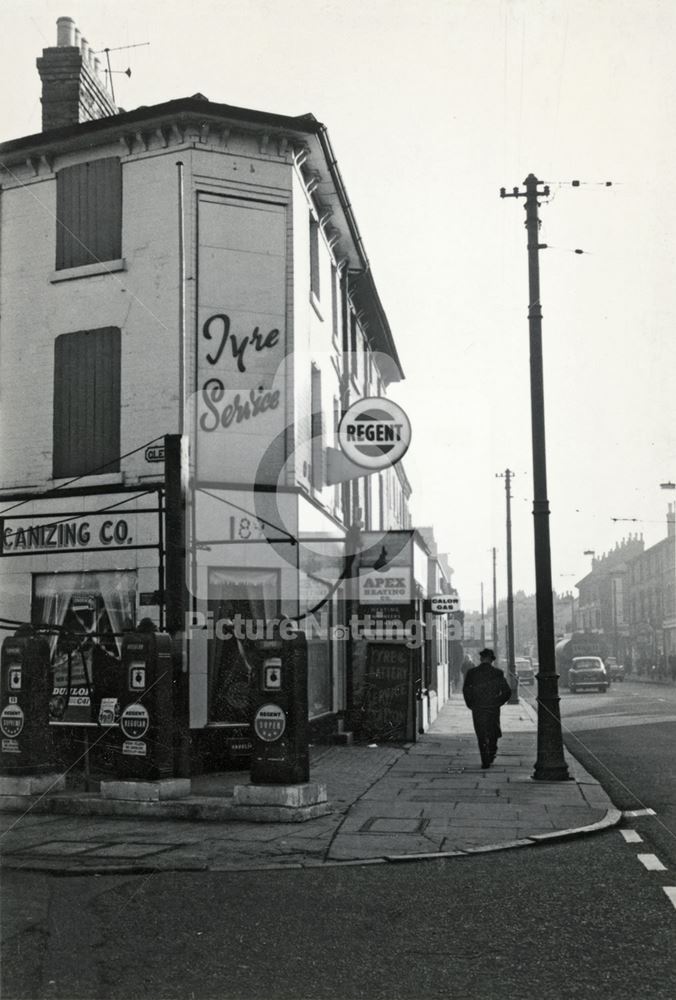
xmin=623 ymin=808 xmax=656 ymax=818
xmin=663 ymin=888 xmax=676 ymax=911
xmin=637 ymin=854 xmax=667 ymax=871
xmin=620 ymin=830 xmax=642 ymax=843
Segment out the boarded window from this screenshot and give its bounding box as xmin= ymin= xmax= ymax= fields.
xmin=56 ymin=158 xmax=122 ymax=270
xmin=53 ymin=328 xmax=121 ymax=478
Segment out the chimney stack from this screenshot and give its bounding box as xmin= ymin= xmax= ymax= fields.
xmin=668 ymin=503 xmax=675 ymax=539
xmin=36 ymin=17 xmax=117 ymax=131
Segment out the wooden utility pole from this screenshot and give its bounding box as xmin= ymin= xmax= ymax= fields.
xmin=492 ymin=547 xmax=499 ymax=670
xmin=496 ymin=469 xmax=518 ymax=704
xmin=480 ymin=582 xmax=486 ymax=646
xmin=500 ymin=174 xmax=569 ymax=779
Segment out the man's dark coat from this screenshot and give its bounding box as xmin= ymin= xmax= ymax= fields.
xmin=462 ymin=663 xmax=512 ymax=765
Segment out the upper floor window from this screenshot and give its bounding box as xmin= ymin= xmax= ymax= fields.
xmin=53 ymin=327 xmax=121 ymax=478
xmin=310 ymin=363 xmax=324 ymax=491
xmin=309 ymin=216 xmax=321 ymax=300
xmin=56 ymin=157 xmax=122 ymax=270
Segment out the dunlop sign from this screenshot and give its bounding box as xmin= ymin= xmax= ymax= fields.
xmin=338 ymin=398 xmax=411 ymax=471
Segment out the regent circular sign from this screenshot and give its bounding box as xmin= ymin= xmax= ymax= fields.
xmin=338 ymin=398 xmax=411 ymax=470
xmin=0 ymin=704 xmax=25 ymax=738
xmin=254 ymin=703 xmax=287 ymax=743
xmin=120 ymin=703 xmax=150 ymax=741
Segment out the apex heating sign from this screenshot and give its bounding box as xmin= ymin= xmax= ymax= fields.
xmin=338 ymin=398 xmax=411 ymax=471
xmin=359 ymin=569 xmax=411 ymax=604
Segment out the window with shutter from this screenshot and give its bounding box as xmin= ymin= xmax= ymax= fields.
xmin=55 ymin=158 xmax=122 ymax=270
xmin=310 ymin=363 xmax=324 ymax=491
xmin=309 ymin=215 xmax=320 ymax=299
xmin=53 ymin=327 xmax=121 ymax=478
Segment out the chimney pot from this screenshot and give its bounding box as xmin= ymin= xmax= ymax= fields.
xmin=37 ymin=19 xmax=117 ymax=130
xmin=56 ymin=16 xmax=76 ymax=47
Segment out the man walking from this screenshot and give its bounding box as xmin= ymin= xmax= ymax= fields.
xmin=462 ymin=648 xmax=512 ymax=768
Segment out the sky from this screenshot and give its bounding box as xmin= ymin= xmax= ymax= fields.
xmin=1 ymin=0 xmax=675 ymax=611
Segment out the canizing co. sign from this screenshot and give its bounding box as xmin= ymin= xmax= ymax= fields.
xmin=337 ymin=398 xmax=411 ymax=471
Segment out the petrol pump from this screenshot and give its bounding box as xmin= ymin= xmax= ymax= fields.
xmin=249 ymin=624 xmax=309 ymax=785
xmin=0 ymin=627 xmax=54 ymax=774
xmin=114 ymin=623 xmax=175 ymax=781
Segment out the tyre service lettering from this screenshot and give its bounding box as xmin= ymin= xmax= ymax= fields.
xmin=200 ymin=381 xmax=280 ymax=432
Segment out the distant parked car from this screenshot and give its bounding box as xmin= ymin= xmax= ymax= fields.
xmin=605 ymin=657 xmax=625 ymax=682
xmin=568 ymin=656 xmax=609 ymax=693
xmin=514 ymin=657 xmax=535 ymax=686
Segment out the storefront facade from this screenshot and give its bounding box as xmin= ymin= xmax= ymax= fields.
xmin=0 ymin=63 xmax=426 ymax=769
xmin=0 ymin=22 xmax=454 ymax=773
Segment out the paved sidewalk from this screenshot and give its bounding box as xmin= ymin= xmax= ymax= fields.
xmin=0 ymin=695 xmax=619 ymax=874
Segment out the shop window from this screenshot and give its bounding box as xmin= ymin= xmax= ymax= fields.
xmin=53 ymin=327 xmax=121 ymax=479
xmin=32 ymin=571 xmax=137 ymax=725
xmin=56 ymin=157 xmax=122 ymax=270
xmin=207 ymin=568 xmax=280 ymax=723
xmin=299 ymin=548 xmax=339 ymax=718
xmin=307 ymin=636 xmax=332 ymax=718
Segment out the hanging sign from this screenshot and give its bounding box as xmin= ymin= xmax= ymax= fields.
xmin=337 ymin=398 xmax=411 ymax=471
xmin=429 ymin=595 xmax=460 ymax=614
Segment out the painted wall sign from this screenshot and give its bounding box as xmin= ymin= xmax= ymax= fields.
xmin=196 ymin=195 xmax=287 ymax=486
xmin=1 ymin=515 xmax=133 ymax=554
xmin=338 ymin=398 xmax=411 ymax=471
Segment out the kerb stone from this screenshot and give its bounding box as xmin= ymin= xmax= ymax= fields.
xmin=233 ymin=782 xmax=327 ymax=808
xmin=99 ymin=778 xmax=191 ymax=801
xmin=0 ymin=773 xmax=66 ymax=796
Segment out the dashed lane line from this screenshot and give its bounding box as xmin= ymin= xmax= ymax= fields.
xmin=623 ymin=808 xmax=656 ymax=818
xmin=637 ymin=853 xmax=667 ymax=872
xmin=620 ymin=830 xmax=643 ymax=843
xmin=663 ymin=888 xmax=676 ymax=911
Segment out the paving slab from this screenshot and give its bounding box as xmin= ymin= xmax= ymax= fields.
xmin=0 ymin=694 xmax=620 ymax=872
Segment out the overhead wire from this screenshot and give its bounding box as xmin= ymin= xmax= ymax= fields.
xmin=0 ymin=435 xmax=165 ymax=517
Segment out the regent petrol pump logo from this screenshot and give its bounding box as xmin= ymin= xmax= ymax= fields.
xmin=338 ymin=398 xmax=411 ymax=470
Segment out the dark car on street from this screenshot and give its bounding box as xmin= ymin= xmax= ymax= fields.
xmin=605 ymin=657 xmax=625 ymax=682
xmin=568 ymin=656 xmax=609 ymax=693
xmin=514 ymin=657 xmax=535 ymax=686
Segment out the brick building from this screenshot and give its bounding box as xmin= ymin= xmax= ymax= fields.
xmin=575 ymin=510 xmax=676 ymax=670
xmin=0 ymin=18 xmax=451 ymax=770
